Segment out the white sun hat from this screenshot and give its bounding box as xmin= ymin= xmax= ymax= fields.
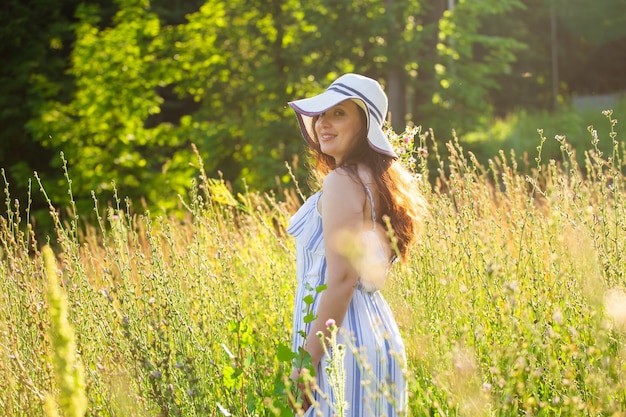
xmin=288 ymin=73 xmax=397 ymax=158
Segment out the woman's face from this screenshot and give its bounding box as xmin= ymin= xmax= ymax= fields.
xmin=314 ymin=100 xmax=366 ymax=164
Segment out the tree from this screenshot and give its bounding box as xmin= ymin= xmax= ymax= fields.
xmin=417 ymin=0 xmax=526 ymax=135
xmin=0 ymin=0 xmax=114 ymax=215
xmin=28 ymin=0 xmax=318 ymax=213
xmin=30 ymin=0 xmax=185 ymax=214
xmin=21 ymin=0 xmax=545 ymax=219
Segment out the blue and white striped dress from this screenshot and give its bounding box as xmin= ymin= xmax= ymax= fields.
xmin=287 ymin=189 xmax=408 ymax=417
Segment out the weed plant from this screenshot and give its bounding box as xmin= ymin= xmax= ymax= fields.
xmin=0 ymin=113 xmax=625 ymax=416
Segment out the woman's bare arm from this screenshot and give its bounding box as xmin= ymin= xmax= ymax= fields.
xmin=304 ymin=169 xmax=364 ymax=367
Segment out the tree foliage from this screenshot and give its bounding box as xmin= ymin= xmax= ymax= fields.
xmin=415 ymin=0 xmax=525 ymax=135
xmin=0 ymin=0 xmax=93 ymax=216
xmin=32 ymin=0 xmax=198 ymax=213
xmin=2 ymin=0 xmax=626 ymax=221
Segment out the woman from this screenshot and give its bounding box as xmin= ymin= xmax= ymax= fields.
xmin=286 ymin=73 xmax=427 ymax=416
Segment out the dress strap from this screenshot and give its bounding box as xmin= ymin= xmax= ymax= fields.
xmin=363 ymin=185 xmax=377 ymax=230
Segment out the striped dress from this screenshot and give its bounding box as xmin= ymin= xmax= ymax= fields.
xmin=287 ymin=189 xmax=408 ymax=417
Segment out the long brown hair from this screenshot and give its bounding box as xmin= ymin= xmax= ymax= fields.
xmin=307 ymin=109 xmax=427 ymax=261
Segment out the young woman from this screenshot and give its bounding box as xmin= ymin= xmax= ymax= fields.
xmin=286 ymin=73 xmax=427 ymax=416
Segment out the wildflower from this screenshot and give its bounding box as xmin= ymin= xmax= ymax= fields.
xmin=417 ymin=147 xmax=428 ymax=157
xmin=590 ymin=129 xmax=599 ymax=145
xmin=326 ymin=318 xmax=336 ymax=328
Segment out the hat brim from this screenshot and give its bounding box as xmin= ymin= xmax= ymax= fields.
xmin=289 ymin=91 xmax=397 ymax=159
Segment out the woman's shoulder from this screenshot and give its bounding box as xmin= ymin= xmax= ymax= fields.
xmin=323 ymin=167 xmax=365 ymax=192
xmin=321 ymin=168 xmax=366 ymax=209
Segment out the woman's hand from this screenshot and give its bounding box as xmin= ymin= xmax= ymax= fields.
xmin=289 ymin=368 xmax=313 ymax=413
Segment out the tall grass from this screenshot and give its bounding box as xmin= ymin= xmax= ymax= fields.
xmin=42 ymin=243 xmax=87 ymax=417
xmin=396 ymin=110 xmax=626 ymax=416
xmin=0 ymin=113 xmax=625 ymax=416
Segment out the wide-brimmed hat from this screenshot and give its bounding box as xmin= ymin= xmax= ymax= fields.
xmin=288 ymin=73 xmax=397 ymax=158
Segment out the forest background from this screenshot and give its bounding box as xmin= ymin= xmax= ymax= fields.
xmin=1 ymin=0 xmax=626 ymax=227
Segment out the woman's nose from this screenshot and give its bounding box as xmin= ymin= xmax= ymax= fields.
xmin=317 ymin=114 xmax=329 ymax=126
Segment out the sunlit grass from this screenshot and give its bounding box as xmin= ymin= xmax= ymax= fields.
xmin=1 ymin=112 xmax=625 ymax=416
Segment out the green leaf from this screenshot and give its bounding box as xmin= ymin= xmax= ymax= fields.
xmin=277 ymin=342 xmax=297 ymax=362
xmin=302 ymin=294 xmax=314 ymax=306
xmin=315 ymin=284 xmax=327 ymax=293
xmin=296 ymin=347 xmax=315 ymax=376
xmin=303 ymin=311 xmax=316 ymax=324
xmin=222 ymin=365 xmax=242 ymax=389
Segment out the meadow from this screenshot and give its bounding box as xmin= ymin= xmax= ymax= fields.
xmin=1 ymin=111 xmax=625 ymax=416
